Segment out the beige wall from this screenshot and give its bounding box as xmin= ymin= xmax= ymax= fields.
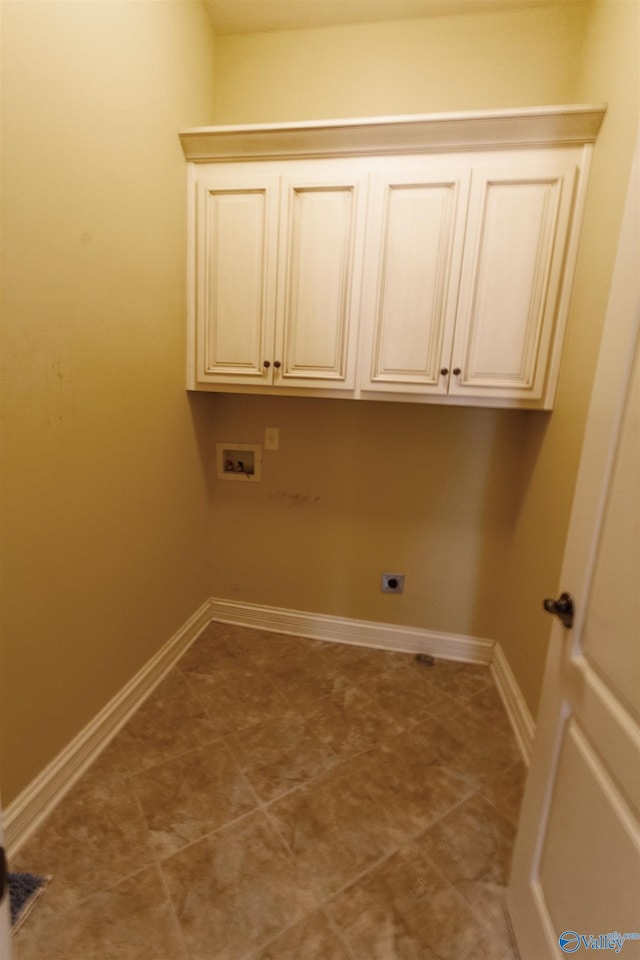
xmin=209 ymin=397 xmax=528 ymax=638
xmin=0 ymin=1 xmax=217 ymax=804
xmin=210 ymin=1 xmax=638 ymax=719
xmin=213 ymin=3 xmax=588 ymax=122
xmin=493 ymin=0 xmax=640 ymax=715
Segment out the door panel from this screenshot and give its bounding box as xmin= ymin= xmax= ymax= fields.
xmin=581 ymin=352 xmax=640 ymax=719
xmin=196 ymin=175 xmax=278 ymax=384
xmin=277 ymin=175 xmax=367 ymax=389
xmin=451 ymin=163 xmax=577 ymax=402
xmin=359 ymin=171 xmax=469 ymax=393
xmin=538 ymin=719 xmax=640 ymax=933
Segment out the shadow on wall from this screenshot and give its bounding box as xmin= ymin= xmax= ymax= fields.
xmin=469 ymin=409 xmax=551 ymax=641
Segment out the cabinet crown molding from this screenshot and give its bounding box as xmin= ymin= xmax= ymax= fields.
xmin=179 ymin=104 xmax=606 ymax=163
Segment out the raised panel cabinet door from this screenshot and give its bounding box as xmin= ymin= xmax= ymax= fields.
xmin=194 ymin=174 xmax=279 ymax=385
xmin=359 ymin=168 xmax=470 ymax=394
xmin=274 ymin=172 xmax=368 ymax=390
xmin=450 ymin=160 xmax=578 ymax=405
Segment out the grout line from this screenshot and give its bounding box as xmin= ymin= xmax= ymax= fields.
xmin=154 ymin=861 xmax=192 ymax=960
xmin=133 ymin=787 xmax=192 ymax=960
xmin=320 ymin=905 xmax=360 ymax=960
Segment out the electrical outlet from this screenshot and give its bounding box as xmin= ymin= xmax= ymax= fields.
xmin=381 ymin=573 xmax=405 ymax=594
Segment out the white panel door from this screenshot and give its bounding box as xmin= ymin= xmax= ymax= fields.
xmin=359 ymin=168 xmax=470 ymax=394
xmin=451 ymin=160 xmax=577 ymax=405
xmin=195 ymin=174 xmax=279 ymax=385
xmin=275 ymin=172 xmax=367 ymax=390
xmin=508 ymin=144 xmax=640 ymax=959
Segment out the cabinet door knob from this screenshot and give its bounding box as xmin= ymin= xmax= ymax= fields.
xmin=273 ymin=360 xmax=281 ymax=369
xmin=440 ymin=368 xmax=449 ymax=376
xmin=263 ymin=360 xmax=271 ymax=369
xmin=453 ymin=367 xmax=461 ymax=376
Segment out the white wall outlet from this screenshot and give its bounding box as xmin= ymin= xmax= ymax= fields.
xmin=265 ymin=427 xmax=279 ymax=451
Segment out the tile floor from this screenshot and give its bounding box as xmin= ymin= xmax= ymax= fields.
xmin=12 ymin=622 xmax=525 ymax=960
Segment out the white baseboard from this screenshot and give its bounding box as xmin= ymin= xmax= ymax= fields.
xmin=206 ymin=597 xmax=495 ymax=664
xmin=4 ymin=600 xmax=212 ymax=857
xmin=491 ymin=642 xmax=536 ymax=765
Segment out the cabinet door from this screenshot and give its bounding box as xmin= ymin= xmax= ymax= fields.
xmin=358 ymin=168 xmax=470 ymax=395
xmin=450 ymin=160 xmax=578 ymax=405
xmin=274 ymin=172 xmax=368 ymax=390
xmin=194 ymin=174 xmax=279 ymax=386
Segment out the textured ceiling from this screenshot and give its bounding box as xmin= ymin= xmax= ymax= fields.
xmin=204 ymin=0 xmax=557 ymax=35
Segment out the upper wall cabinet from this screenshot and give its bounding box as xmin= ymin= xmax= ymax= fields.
xmin=180 ymin=106 xmax=605 ymax=409
xmin=193 ymin=167 xmax=367 ymax=390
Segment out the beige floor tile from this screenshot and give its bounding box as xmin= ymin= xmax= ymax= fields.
xmin=400 ymin=706 xmax=521 ymax=790
xmin=266 ymin=764 xmax=397 ymax=899
xmin=11 ymin=776 xmax=155 ymax=914
xmin=460 ymin=881 xmax=521 ymax=957
xmin=327 ymin=838 xmax=498 ymax=960
xmin=235 ymin=631 xmax=329 ymax=671
xmin=267 ymin=741 xmax=467 ymax=898
xmin=480 ymin=761 xmax=528 ymax=827
xmin=416 ymin=792 xmax=520 ymax=956
xmin=248 ymin=910 xmax=353 ymax=960
xmin=176 ymin=628 xmax=247 ymax=675
xmin=297 ymin=683 xmax=404 ymax=762
xmin=13 ymin=865 xmax=187 ymax=960
xmin=259 ymin=644 xmax=352 ymax=707
xmin=180 ymin=624 xmax=328 ymax=676
xmin=160 ymin=809 xmax=318 ymax=960
xmin=131 ymin=740 xmax=258 ymax=857
xmin=365 ymin=664 xmax=460 ymax=727
xmin=359 ymin=736 xmax=477 ymax=843
xmin=316 ymin=641 xmax=411 ymax=682
xmin=422 ymin=658 xmax=494 ymax=702
xmin=92 ymin=670 xmax=221 ymax=783
xmin=225 ymin=710 xmax=336 ymax=802
xmin=466 ymin=684 xmax=515 ymax=738
xmin=183 ymin=663 xmax=293 ymax=737
xmin=417 ymin=792 xmax=516 ymax=888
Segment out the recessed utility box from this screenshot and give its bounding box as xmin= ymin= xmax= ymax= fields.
xmin=381 ymin=573 xmax=405 ymax=593
xmin=216 ymin=443 xmax=261 ymax=481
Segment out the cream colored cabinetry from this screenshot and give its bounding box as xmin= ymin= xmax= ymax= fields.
xmin=191 ymin=165 xmax=367 ymax=391
xmin=358 ymin=155 xmax=579 ymax=406
xmin=181 ymin=107 xmax=605 ymax=408
xmin=358 ymin=162 xmax=471 ymax=397
xmin=451 ymin=160 xmax=578 ymax=404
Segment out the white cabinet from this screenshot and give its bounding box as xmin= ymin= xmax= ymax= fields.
xmin=358 ymin=156 xmax=579 ymax=406
xmin=191 ymin=165 xmax=367 ymax=392
xmin=449 ymin=159 xmax=579 ymax=404
xmin=181 ymin=106 xmax=605 ymax=408
xmin=193 ymin=173 xmax=278 ymax=386
xmin=358 ymin=163 xmax=471 ymax=397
